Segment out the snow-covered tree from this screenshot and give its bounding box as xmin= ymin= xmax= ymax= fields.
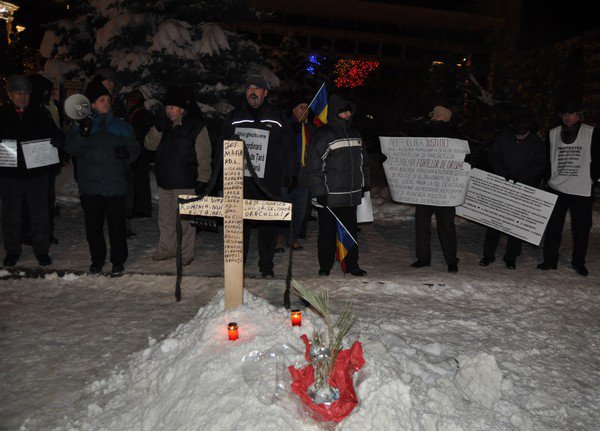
xmin=39 ymin=0 xmax=274 ymax=118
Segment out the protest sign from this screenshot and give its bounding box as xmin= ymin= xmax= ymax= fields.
xmin=0 ymin=140 xmax=18 ymax=167
xmin=21 ymin=139 xmax=59 ymax=169
xmin=456 ymin=168 xmax=557 ymax=245
xmin=379 ymin=136 xmax=471 ymax=206
xmin=234 ymin=127 xmax=270 ymax=179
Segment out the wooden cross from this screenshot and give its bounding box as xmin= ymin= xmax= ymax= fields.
xmin=179 ymin=140 xmax=292 ymax=309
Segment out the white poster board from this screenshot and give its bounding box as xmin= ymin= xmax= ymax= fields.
xmin=380 ymin=136 xmax=471 ymax=206
xmin=456 ymin=168 xmax=557 ymax=245
xmin=235 ymin=127 xmax=269 ymax=179
xmin=21 ymin=139 xmax=59 ymax=169
xmin=0 ymin=140 xmax=18 ymax=167
xmin=356 ymin=191 xmax=374 ymax=223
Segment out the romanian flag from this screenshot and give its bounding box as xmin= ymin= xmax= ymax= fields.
xmin=296 ymin=122 xmax=310 ymax=166
xmin=331 ymin=209 xmax=358 ymax=273
xmin=308 ymin=83 xmax=328 ymax=127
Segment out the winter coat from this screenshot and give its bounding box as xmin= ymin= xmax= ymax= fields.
xmin=488 ymin=129 xmax=547 ymax=187
xmin=0 ymin=103 xmax=61 ymax=178
xmin=65 ymin=112 xmax=139 ymax=196
xmin=307 ymin=94 xmax=370 ymax=208
xmin=220 ymin=101 xmax=296 ymax=199
xmin=151 ymin=113 xmax=210 ymax=190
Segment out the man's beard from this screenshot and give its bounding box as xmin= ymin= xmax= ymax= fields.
xmin=247 ymin=94 xmax=261 ymax=108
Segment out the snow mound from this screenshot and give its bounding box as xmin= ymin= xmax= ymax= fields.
xmin=57 ymin=287 xmax=519 ymax=430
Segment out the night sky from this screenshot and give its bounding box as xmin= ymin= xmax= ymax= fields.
xmin=9 ymin=0 xmax=599 ymax=49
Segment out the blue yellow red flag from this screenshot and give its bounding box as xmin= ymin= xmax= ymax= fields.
xmin=329 ymin=208 xmax=357 ymax=272
xmin=308 ymin=83 xmax=328 ymax=127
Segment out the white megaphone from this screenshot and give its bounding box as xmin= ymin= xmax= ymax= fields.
xmin=64 ymin=94 xmax=92 ymax=121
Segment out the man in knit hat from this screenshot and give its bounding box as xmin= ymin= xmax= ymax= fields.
xmin=0 ymin=75 xmax=62 ymax=267
xmin=64 ymin=78 xmax=140 ymax=276
xmin=144 ymin=86 xmax=212 ymax=266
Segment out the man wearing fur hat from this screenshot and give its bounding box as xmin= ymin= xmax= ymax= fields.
xmin=65 ymin=79 xmax=140 ymax=276
xmin=220 ymin=74 xmax=296 ymax=279
xmin=0 ymin=75 xmax=62 ymax=267
xmin=144 ymin=86 xmax=212 ymax=266
xmin=537 ymin=100 xmax=600 ymax=276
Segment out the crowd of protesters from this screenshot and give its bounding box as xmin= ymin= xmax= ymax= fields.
xmin=0 ymin=70 xmax=598 ymax=278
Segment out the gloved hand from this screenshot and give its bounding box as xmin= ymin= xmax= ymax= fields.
xmin=154 ymin=113 xmax=170 ymax=132
xmin=114 ymin=146 xmax=130 ymax=159
xmin=316 ymin=194 xmax=328 ymax=207
xmin=286 ymin=176 xmax=298 ymax=193
xmin=50 ymin=133 xmax=65 ymax=149
xmin=79 ymin=117 xmax=93 ymax=137
xmin=194 ymin=181 xmax=208 ymax=198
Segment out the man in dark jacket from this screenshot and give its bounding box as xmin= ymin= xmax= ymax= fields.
xmin=144 ymin=87 xmax=212 ymax=266
xmin=411 ymin=105 xmax=461 ymax=273
xmin=65 ymin=79 xmax=139 ymax=276
xmin=220 ymin=74 xmax=296 ymax=278
xmin=0 ymin=75 xmax=61 ymax=267
xmin=479 ymin=113 xmax=547 ymax=269
xmin=125 ymin=90 xmax=153 ymax=225
xmin=307 ymin=93 xmax=370 ymax=277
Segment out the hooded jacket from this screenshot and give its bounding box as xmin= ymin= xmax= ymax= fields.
xmin=307 ymin=94 xmax=370 ymax=207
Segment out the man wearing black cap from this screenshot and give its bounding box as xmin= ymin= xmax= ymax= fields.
xmin=64 ymin=79 xmax=140 ymax=276
xmin=144 ymin=86 xmax=212 ymax=266
xmin=479 ymin=112 xmax=547 ymax=270
xmin=537 ymin=101 xmax=600 ymax=276
xmin=220 ymin=74 xmax=296 ymax=278
xmin=0 ymin=75 xmax=62 ymax=267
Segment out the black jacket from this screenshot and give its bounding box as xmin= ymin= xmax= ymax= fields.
xmin=0 ymin=103 xmax=61 ymax=178
xmin=307 ymin=94 xmax=370 ymax=208
xmin=489 ymin=129 xmax=547 ymax=187
xmin=155 ymin=114 xmax=205 ymax=189
xmin=220 ymin=101 xmax=296 ymax=199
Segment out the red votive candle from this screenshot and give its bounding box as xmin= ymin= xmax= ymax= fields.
xmin=291 ymin=309 xmax=302 ymax=326
xmin=228 ymin=322 xmax=238 ymax=341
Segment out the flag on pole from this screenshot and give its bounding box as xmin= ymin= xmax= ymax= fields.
xmin=328 ymin=208 xmax=358 ymax=273
xmin=308 ymin=83 xmax=328 ymax=127
xmin=297 ymin=122 xmax=310 ymax=166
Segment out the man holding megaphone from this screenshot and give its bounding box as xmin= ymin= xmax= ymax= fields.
xmin=64 ymin=79 xmax=140 ymax=276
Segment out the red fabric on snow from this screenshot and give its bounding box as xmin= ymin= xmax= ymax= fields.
xmin=288 ymin=334 xmax=365 ymax=422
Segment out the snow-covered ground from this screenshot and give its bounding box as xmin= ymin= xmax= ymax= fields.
xmin=1 ymin=164 xmax=599 ymax=430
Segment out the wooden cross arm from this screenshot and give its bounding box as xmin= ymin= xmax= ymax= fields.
xmin=178 ymin=195 xmax=292 ymax=221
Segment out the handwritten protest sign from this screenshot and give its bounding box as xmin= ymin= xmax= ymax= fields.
xmin=379 ymin=136 xmax=471 ymax=206
xmin=0 ymin=140 xmax=17 ymax=167
xmin=21 ymin=139 xmax=59 ymax=169
xmin=456 ymin=169 xmax=557 ymax=245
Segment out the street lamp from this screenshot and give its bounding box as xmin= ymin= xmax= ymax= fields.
xmin=0 ymin=1 xmax=19 ymax=44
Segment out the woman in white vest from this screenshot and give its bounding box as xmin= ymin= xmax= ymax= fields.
xmin=537 ymin=101 xmax=600 ymax=276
